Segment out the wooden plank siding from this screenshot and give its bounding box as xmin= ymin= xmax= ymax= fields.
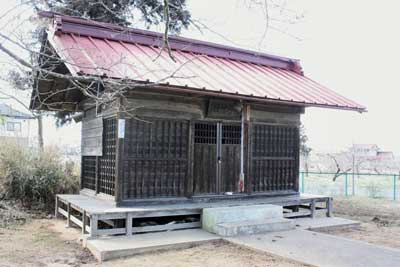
xmin=79 ymin=92 xmax=302 ymax=203
xmin=121 ymin=118 xmax=190 ymax=199
xmin=81 ymin=116 xmax=103 ymax=156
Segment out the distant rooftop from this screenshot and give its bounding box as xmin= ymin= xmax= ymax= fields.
xmin=0 ymin=103 xmax=34 ymax=119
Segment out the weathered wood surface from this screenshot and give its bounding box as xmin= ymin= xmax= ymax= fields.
xmin=121 ymin=118 xmax=190 ymax=199
xmin=81 ymin=116 xmax=103 ymax=156
xmin=251 ymin=123 xmax=299 ymax=193
xmin=57 ymin=193 xmax=330 ymax=215
xmin=56 ymin=193 xmax=332 ymax=237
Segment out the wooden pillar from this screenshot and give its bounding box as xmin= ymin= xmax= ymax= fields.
xmin=115 ymin=97 xmax=126 ymax=204
xmin=95 ymin=156 xmax=99 ymax=194
xmin=55 ymin=195 xmax=59 ymax=219
xmin=126 ymin=213 xmax=133 ymax=236
xmin=66 ymin=203 xmax=71 ymax=227
xmin=82 ymin=210 xmax=87 ymax=235
xmin=186 ymin=120 xmax=194 ymax=198
xmin=90 ymin=214 xmax=98 ymax=238
xmin=244 ymin=104 xmax=252 ymax=194
xmin=326 ymin=197 xmax=333 ymax=217
xmin=310 ymin=199 xmax=316 ymax=218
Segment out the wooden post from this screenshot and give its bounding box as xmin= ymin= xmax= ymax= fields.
xmin=244 ymin=104 xmax=252 ymax=194
xmin=67 ymin=203 xmax=71 ymax=227
xmin=326 ymin=197 xmax=333 ymax=217
xmin=186 ymin=120 xmax=194 ymax=198
xmin=115 ymin=101 xmax=126 ymax=204
xmin=55 ymin=195 xmax=59 ymax=218
xmin=90 ymin=214 xmax=98 ymax=238
xmin=95 ymin=156 xmax=99 ymax=194
xmin=82 ymin=210 xmax=87 ymax=235
xmin=310 ymin=199 xmax=316 ymax=218
xmin=126 ymin=213 xmax=133 ymax=236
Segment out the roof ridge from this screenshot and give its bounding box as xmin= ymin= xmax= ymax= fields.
xmin=38 ymin=11 xmax=303 ymax=74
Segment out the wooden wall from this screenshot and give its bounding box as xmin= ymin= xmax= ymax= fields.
xmin=80 ymin=90 xmax=302 ymax=203
xmin=81 ymin=109 xmax=103 ymax=156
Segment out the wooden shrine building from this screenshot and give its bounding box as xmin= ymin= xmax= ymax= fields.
xmin=31 ymin=12 xmax=366 ymax=208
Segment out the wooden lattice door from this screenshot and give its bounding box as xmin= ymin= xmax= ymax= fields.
xmin=193 ymin=122 xmax=242 ymax=195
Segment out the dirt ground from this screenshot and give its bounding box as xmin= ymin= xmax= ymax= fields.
xmin=315 ymin=196 xmax=400 ymax=249
xmin=2 ymin=196 xmax=400 ymax=267
xmin=0 ymin=218 xmax=310 ymax=267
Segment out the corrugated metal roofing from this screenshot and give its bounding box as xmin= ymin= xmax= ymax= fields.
xmin=43 ymin=13 xmax=366 ymax=112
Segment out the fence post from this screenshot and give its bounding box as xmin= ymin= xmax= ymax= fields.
xmin=345 ymin=173 xmax=348 ymax=197
xmin=394 ymin=175 xmax=397 ymax=201
xmin=301 ymin=172 xmax=305 ymax=193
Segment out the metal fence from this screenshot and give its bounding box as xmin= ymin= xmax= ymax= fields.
xmin=300 ymin=172 xmax=398 ymax=201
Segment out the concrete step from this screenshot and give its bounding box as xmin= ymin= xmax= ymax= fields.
xmin=202 ymin=204 xmax=283 ymax=234
xmin=214 ymin=218 xmax=295 ymax=237
xmin=85 ymin=229 xmax=220 ymax=262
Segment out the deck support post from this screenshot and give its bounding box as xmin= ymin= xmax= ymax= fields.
xmin=310 ymin=199 xmax=316 ymax=218
xmin=326 ymin=197 xmax=333 ymax=217
xmin=90 ymin=214 xmax=98 ymax=238
xmin=66 ymin=203 xmax=71 ymax=227
xmin=82 ymin=210 xmax=87 ymax=235
xmin=55 ymin=195 xmax=59 ymax=219
xmin=126 ymin=213 xmax=133 ymax=236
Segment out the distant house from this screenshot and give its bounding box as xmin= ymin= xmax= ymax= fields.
xmin=0 ymin=103 xmax=34 ymax=146
xmin=350 ymin=144 xmax=394 ymax=160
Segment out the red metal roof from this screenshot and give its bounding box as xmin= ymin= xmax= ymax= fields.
xmin=42 ymin=12 xmax=366 ymax=112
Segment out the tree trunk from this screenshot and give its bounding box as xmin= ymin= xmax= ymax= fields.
xmin=37 ymin=113 xmax=44 ymax=151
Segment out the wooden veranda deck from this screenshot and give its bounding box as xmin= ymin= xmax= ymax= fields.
xmin=55 ymin=193 xmax=332 ymax=238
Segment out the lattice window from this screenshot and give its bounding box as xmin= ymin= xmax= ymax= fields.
xmin=98 ymin=118 xmax=116 ymax=195
xmin=194 ymin=123 xmax=217 ymax=144
xmin=81 ymin=156 xmax=96 ymax=191
xmin=222 ymin=125 xmax=241 ymax=144
xmin=122 ymin=119 xmax=189 ymax=199
xmin=251 ymin=124 xmax=299 ymax=192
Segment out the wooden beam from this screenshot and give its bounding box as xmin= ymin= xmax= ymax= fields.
xmin=58 ymin=207 xmax=68 ymax=218
xmin=70 ymin=214 xmax=83 ymax=228
xmin=132 ymin=222 xmax=201 ymax=234
xmin=97 ymin=228 xmax=126 ymax=236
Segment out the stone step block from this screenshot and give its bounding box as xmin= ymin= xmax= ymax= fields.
xmin=215 ymin=218 xmax=295 ymax=237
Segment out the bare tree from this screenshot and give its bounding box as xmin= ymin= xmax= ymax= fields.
xmin=0 ymin=0 xmax=192 ymax=149
xmin=0 ymin=0 xmax=303 ymax=150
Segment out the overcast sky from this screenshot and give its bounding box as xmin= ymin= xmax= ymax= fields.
xmin=1 ymin=0 xmax=399 ymax=154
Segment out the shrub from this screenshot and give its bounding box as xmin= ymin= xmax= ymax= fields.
xmin=0 ymin=142 xmax=79 ymax=212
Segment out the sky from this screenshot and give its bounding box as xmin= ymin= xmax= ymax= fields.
xmin=0 ymin=0 xmax=399 ymax=154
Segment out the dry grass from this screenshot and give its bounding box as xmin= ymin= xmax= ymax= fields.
xmin=316 ymin=196 xmax=400 ymax=249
